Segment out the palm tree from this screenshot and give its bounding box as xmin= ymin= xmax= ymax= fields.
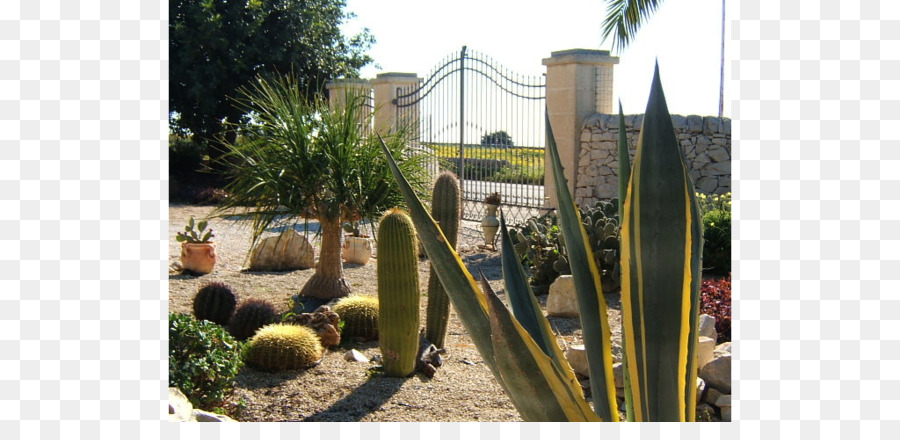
xmin=213 ymin=72 xmax=431 ymax=299
xmin=601 ymin=0 xmax=726 ymax=116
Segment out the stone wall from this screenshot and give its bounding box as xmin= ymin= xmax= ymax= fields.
xmin=575 ymin=113 xmax=732 ymax=207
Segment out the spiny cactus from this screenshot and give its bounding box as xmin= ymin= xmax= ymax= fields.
xmin=377 ymin=208 xmax=421 ymax=377
xmin=508 ymin=211 xmax=567 ymax=295
xmin=283 ymin=305 xmax=342 ymax=348
xmin=332 ymin=295 xmax=379 ymax=341
xmin=228 ymin=298 xmax=278 ymax=341
xmin=243 ymin=323 xmax=324 ymax=371
xmin=192 ymin=281 xmax=237 ymax=326
xmin=578 ymin=199 xmax=622 ymax=294
xmin=425 ymin=171 xmax=460 ymax=348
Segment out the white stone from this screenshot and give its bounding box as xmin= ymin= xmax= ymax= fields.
xmin=193 ymin=409 xmax=237 ymax=422
xmin=344 ymin=349 xmax=370 ymax=363
xmin=714 ymin=342 xmax=732 ymax=358
xmin=547 ymin=275 xmax=579 ymax=318
xmin=248 ymin=229 xmax=315 ymax=271
xmin=565 ymin=344 xmax=590 ymax=377
xmin=696 ymin=336 xmax=716 ymax=371
xmin=696 ymin=377 xmax=706 ymax=404
xmin=169 ymin=387 xmax=193 ymax=422
xmin=699 ymin=354 xmax=731 ymax=394
xmin=698 ymin=314 xmax=717 ymax=341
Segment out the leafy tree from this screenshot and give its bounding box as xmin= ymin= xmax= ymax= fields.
xmin=480 ymin=130 xmax=514 ymax=148
xmin=169 ymin=0 xmax=374 ymax=177
xmin=213 ymin=73 xmax=432 ymax=299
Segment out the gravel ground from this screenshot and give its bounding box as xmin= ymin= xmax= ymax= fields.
xmin=169 ymin=204 xmax=622 ymax=422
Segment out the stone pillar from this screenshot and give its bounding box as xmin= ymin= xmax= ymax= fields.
xmin=371 ymin=72 xmax=421 ymax=135
xmin=326 ymin=78 xmax=373 ymax=134
xmin=542 ymin=49 xmax=619 ymax=208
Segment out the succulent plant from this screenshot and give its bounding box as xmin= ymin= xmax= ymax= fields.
xmin=192 ymin=281 xmax=237 ymax=326
xmin=228 ymin=298 xmax=278 ymax=341
xmin=176 ymin=216 xmax=215 ymax=244
xmin=283 ymin=305 xmax=342 ymax=348
xmin=578 ymin=199 xmax=623 ymax=294
xmin=508 ymin=211 xmax=568 ymax=295
xmin=243 ymin=323 xmax=324 ymax=371
xmin=332 ymin=295 xmax=379 ymax=341
xmin=377 ymin=208 xmax=421 ymax=377
xmin=484 ymin=191 xmax=501 ymax=205
xmin=425 ymin=171 xmax=461 ymax=348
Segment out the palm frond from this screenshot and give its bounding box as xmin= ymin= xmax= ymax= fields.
xmin=601 ymin=0 xmax=664 ymax=52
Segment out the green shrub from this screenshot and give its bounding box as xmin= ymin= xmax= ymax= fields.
xmin=697 ymin=192 xmax=731 ymax=215
xmin=702 ymin=209 xmax=731 ymax=274
xmin=168 ymin=312 xmax=244 ymax=410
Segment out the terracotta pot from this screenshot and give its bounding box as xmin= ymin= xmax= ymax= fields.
xmin=180 ymin=242 xmax=217 ymax=274
xmin=481 ymin=204 xmax=500 ymax=247
xmin=342 ymin=236 xmax=373 ymax=265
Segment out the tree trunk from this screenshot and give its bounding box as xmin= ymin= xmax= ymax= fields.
xmin=300 ymin=215 xmax=351 ymax=299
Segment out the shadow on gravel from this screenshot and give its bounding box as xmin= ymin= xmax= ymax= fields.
xmin=303 ymin=374 xmax=409 ymax=422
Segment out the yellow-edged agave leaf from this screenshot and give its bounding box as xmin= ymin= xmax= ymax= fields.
xmin=546 ymin=113 xmax=620 ymax=422
xmin=617 ymin=104 xmax=636 ymax=422
xmin=380 ymin=136 xmax=596 ymax=421
xmin=484 ymin=280 xmax=600 ymax=422
xmin=620 ymin=64 xmax=704 ymax=422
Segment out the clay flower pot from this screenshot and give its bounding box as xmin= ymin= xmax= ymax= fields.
xmin=180 ymin=242 xmax=217 ymax=274
xmin=342 ymin=236 xmax=373 ymax=265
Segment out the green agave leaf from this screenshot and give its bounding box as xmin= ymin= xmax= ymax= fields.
xmin=619 ymin=63 xmax=703 ymax=422
xmin=546 ymin=112 xmax=620 ymax=422
xmin=380 ymin=135 xmax=597 ymax=422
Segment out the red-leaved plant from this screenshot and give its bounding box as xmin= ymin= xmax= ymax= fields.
xmin=699 ymin=274 xmax=731 ymax=343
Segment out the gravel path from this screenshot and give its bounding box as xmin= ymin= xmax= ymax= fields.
xmin=169 ymin=204 xmax=620 ymax=422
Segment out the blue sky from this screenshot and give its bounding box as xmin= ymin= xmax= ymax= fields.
xmin=342 ymin=0 xmax=731 ymax=118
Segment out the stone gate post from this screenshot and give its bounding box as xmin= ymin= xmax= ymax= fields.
xmin=542 ymin=49 xmax=619 ymax=208
xmin=326 ymin=78 xmax=373 ymax=133
xmin=372 ymin=72 xmax=421 ymax=135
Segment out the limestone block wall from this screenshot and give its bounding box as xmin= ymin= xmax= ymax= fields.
xmin=575 ymin=113 xmax=732 ymax=207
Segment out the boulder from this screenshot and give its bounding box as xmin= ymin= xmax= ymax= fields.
xmin=715 ymin=394 xmax=732 ymax=422
xmin=168 ymin=387 xmax=193 ymax=422
xmin=565 ymin=344 xmax=590 ymax=377
xmin=714 ymin=342 xmax=732 ymax=358
xmin=699 ymin=354 xmax=731 ymax=394
xmin=696 ymin=336 xmax=716 ymax=371
xmin=193 ymin=409 xmax=236 ymax=422
xmin=248 ymin=229 xmax=315 ymax=271
xmin=547 ymin=275 xmax=579 ymax=318
xmin=698 ymin=314 xmax=717 ymax=341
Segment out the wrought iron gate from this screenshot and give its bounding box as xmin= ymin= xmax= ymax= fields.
xmin=395 ymin=46 xmax=547 ymax=224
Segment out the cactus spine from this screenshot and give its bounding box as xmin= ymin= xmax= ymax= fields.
xmin=377 ymin=208 xmax=421 ymax=377
xmin=424 ymin=171 xmax=460 ymax=348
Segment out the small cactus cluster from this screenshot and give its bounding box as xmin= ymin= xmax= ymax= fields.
xmin=192 ymin=281 xmax=238 ymax=325
xmin=578 ymin=198 xmax=622 ymax=294
xmin=283 ymin=305 xmax=341 ymax=348
xmin=425 ymin=171 xmax=461 ymax=348
xmin=377 ymin=208 xmax=421 ymax=377
xmin=243 ymin=323 xmax=324 ymax=371
xmin=228 ymin=298 xmax=278 ymax=341
xmin=509 ymin=212 xmax=568 ymax=295
xmin=332 ymin=295 xmax=379 ymax=341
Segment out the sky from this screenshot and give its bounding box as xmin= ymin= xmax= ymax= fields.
xmin=342 ymin=0 xmax=730 ymax=118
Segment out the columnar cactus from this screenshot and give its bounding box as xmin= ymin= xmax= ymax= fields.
xmin=425 ymin=171 xmax=460 ymax=348
xmin=228 ymin=298 xmax=278 ymax=341
xmin=192 ymin=282 xmax=237 ymax=326
xmin=377 ymin=208 xmax=421 ymax=377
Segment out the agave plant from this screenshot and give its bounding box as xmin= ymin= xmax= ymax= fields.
xmin=380 ymin=64 xmax=703 ymax=421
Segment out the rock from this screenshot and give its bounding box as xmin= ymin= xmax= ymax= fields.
xmin=696 ymin=336 xmax=716 ymax=371
xmin=168 ymin=387 xmax=193 ymax=421
xmin=699 ymin=354 xmax=731 ymax=394
xmin=696 ymin=377 xmax=706 ymax=405
xmin=704 ymin=387 xmax=723 ymax=406
xmin=344 ymin=349 xmax=370 ymax=362
xmin=547 ymin=275 xmax=579 ymax=318
xmin=698 ymin=314 xmax=717 ymax=341
xmin=715 ymin=394 xmax=732 ymax=422
xmin=248 ymin=229 xmax=315 ymax=271
xmin=696 ymin=403 xmax=718 ymax=422
xmin=192 ymin=409 xmax=236 ymax=422
xmin=707 ymin=146 xmax=730 ymax=163
xmin=714 ymin=342 xmax=732 ymax=358
xmin=565 ymin=344 xmax=590 ymax=377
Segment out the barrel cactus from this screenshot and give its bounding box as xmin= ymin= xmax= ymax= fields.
xmin=192 ymin=281 xmax=237 ymax=326
xmin=332 ymin=295 xmax=379 ymax=341
xmin=425 ymin=171 xmax=461 ymax=348
xmin=243 ymin=323 xmax=324 ymax=371
xmin=377 ymin=208 xmax=421 ymax=377
xmin=228 ymin=298 xmax=278 ymax=341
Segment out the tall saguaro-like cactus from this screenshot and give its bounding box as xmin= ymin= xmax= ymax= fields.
xmin=377 ymin=208 xmax=421 ymax=377
xmin=425 ymin=171 xmax=461 ymax=348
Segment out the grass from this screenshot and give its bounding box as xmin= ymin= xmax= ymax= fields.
xmin=429 ymin=143 xmax=545 ymax=185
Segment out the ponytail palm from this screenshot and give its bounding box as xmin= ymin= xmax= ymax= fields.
xmin=214 ymin=72 xmax=430 ymax=299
